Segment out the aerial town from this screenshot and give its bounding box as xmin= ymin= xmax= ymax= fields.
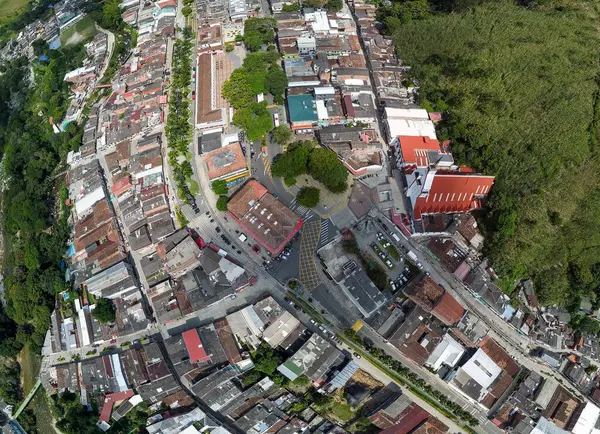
xmin=0 ymin=0 xmax=599 ymax=434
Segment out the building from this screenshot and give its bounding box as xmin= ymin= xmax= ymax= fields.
xmin=277 ymin=333 xmax=344 ymax=384
xmin=201 ymin=143 xmax=249 ymax=186
xmin=383 ymin=108 xmax=436 ymax=142
xmin=156 ymin=230 xmax=201 ymax=279
xmin=404 ymin=277 xmax=465 ymax=325
xmin=450 ymin=336 xmax=519 ymax=409
xmin=83 ymin=261 xmax=138 ymax=299
xmin=196 ymin=52 xmax=234 ymax=129
xmin=338 ymin=268 xmax=387 ymax=317
xmin=409 ymin=170 xmax=495 ymax=220
xmin=227 ymin=180 xmax=302 ymax=255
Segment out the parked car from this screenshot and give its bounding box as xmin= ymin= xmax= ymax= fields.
xmin=353 ymin=352 xmax=361 ymax=359
xmin=310 ymin=318 xmax=317 ymax=325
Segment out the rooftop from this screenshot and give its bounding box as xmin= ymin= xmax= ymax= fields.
xmin=228 ymin=180 xmax=302 ymax=255
xmin=201 ymin=142 xmax=248 ymax=181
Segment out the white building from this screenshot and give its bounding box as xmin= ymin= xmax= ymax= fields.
xmin=426 ymin=333 xmax=465 ymax=372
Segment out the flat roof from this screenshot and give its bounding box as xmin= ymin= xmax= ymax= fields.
xmin=201 ymin=142 xmax=248 ymax=181
xmin=288 ymin=94 xmax=318 ymax=123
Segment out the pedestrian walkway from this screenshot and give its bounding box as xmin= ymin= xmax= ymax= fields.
xmin=262 ymin=155 xmax=271 ymax=176
xmin=298 ymin=219 xmax=321 ymax=291
xmin=319 ymin=219 xmax=329 ymax=243
xmin=289 ymin=198 xmax=313 ymax=219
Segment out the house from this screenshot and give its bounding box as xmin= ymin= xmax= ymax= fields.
xmin=277 ymin=334 xmax=344 ymax=384
xmin=227 ymin=180 xmax=302 ymax=256
xmin=156 ymin=230 xmax=201 ymax=279
xmin=201 ymin=142 xmax=249 ymax=187
xmin=404 ymin=277 xmax=465 ymax=326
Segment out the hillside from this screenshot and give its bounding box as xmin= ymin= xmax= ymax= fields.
xmin=389 ymin=0 xmax=600 ymax=306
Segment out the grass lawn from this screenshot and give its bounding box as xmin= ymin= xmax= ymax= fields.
xmin=21 ymin=344 xmax=57 ymax=434
xmin=0 ymin=0 xmax=30 ymax=16
xmin=60 ymin=16 xmax=96 ymax=46
xmin=331 ymin=402 xmax=355 ymax=422
xmin=383 ymin=243 xmax=400 ymax=260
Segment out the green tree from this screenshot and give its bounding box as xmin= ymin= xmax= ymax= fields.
xmin=308 ymin=148 xmax=348 ymax=193
xmin=271 ymin=141 xmax=313 ymax=178
xmin=211 ymin=180 xmax=229 ymax=195
xmin=182 ymin=5 xmax=192 ymax=17
xmin=232 ymin=101 xmax=273 ymax=141
xmin=326 ymin=0 xmax=343 ymax=11
xmin=216 ymin=195 xmax=228 ymax=211
xmin=92 ymin=298 xmax=116 ymax=323
xmin=252 ymin=343 xmax=283 ymax=375
xmin=101 ymin=0 xmax=123 ymax=31
xmin=297 ymin=187 xmax=320 ymax=208
xmin=271 ymin=124 xmax=293 ymax=145
xmin=265 ymin=66 xmax=288 ymax=104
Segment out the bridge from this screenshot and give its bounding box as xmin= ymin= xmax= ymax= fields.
xmin=12 ymin=379 xmax=41 ymax=420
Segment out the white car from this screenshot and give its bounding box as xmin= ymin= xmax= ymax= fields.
xmin=310 ymin=318 xmax=317 ymax=325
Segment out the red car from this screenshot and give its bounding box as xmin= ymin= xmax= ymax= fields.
xmin=110 ymin=339 xmax=117 ymax=344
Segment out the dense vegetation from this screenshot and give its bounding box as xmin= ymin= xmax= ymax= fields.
xmin=271 ymin=141 xmax=348 ymax=192
xmin=297 ymin=187 xmax=320 ymax=208
xmin=271 ymin=124 xmax=293 ymax=145
xmin=222 ymin=51 xmax=288 ymax=140
xmin=389 ymin=0 xmax=600 ymax=306
xmin=242 ymin=18 xmax=276 ymax=52
xmin=0 ymin=0 xmax=53 ymax=46
xmin=165 ymin=35 xmax=197 ymax=202
xmin=92 ymin=298 xmax=116 ymax=323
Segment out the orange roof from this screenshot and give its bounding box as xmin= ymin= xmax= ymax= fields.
xmin=397 ymin=136 xmax=441 ymax=166
xmin=413 ymin=173 xmax=494 ymax=219
xmin=432 ymin=291 xmax=465 ymax=325
xmin=201 ymin=143 xmax=248 ymax=181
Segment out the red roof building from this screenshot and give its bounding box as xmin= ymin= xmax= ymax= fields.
xmin=228 ymin=180 xmax=302 ymax=255
xmin=99 ymin=389 xmax=134 ymax=422
xmin=182 ymin=328 xmax=211 ymax=363
xmin=432 ymin=292 xmax=465 ymax=325
xmin=412 ymin=172 xmax=495 ymax=219
xmin=394 ymin=136 xmax=443 ymax=169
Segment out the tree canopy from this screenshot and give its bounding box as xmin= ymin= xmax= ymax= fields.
xmin=232 ymin=101 xmax=273 ymax=141
xmin=222 ymin=51 xmax=286 ymax=109
xmin=390 ymin=0 xmax=600 ymax=305
xmin=271 ymin=141 xmax=348 ymax=192
xmin=271 ymin=124 xmax=293 ymax=145
xmin=297 ymin=187 xmax=320 ymax=208
xmin=92 ymin=298 xmax=116 ymax=323
xmin=216 ymin=195 xmax=229 ymax=211
xmin=211 ymin=180 xmax=229 ymax=195
xmin=243 ymin=18 xmax=276 ymax=52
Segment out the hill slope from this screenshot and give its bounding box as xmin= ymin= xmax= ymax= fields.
xmin=392 ymin=0 xmax=600 ymax=305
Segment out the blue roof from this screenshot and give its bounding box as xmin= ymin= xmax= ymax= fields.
xmin=39 ymin=55 xmax=49 ymax=61
xmin=67 ymin=244 xmax=76 ymax=257
xmin=287 ymin=94 xmax=318 ymax=123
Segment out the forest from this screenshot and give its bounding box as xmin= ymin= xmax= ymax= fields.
xmin=387 ymin=0 xmax=600 ymax=307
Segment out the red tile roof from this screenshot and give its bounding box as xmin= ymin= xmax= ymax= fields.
xmin=397 ymin=136 xmax=441 ymax=166
xmin=182 ymin=328 xmax=211 ymax=363
xmin=413 ymin=173 xmax=494 ymax=219
xmin=478 ymin=336 xmax=519 ymax=377
xmin=99 ymin=389 xmax=134 ymax=422
xmin=432 ymin=291 xmax=465 ymax=325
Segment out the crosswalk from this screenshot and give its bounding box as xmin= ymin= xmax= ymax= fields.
xmin=289 ymin=197 xmax=313 ymax=219
xmin=320 ymin=219 xmax=329 ymax=242
xmin=262 ymin=155 xmax=271 ymax=176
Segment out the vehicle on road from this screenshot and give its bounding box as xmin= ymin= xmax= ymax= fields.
xmin=353 ymin=352 xmax=361 ymax=359
xmin=310 ymin=318 xmax=317 ymax=325
xmin=110 ymin=339 xmax=117 ymax=344
xmin=408 ymin=251 xmax=418 ymax=262
xmin=273 ymin=113 xmax=280 ymax=127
